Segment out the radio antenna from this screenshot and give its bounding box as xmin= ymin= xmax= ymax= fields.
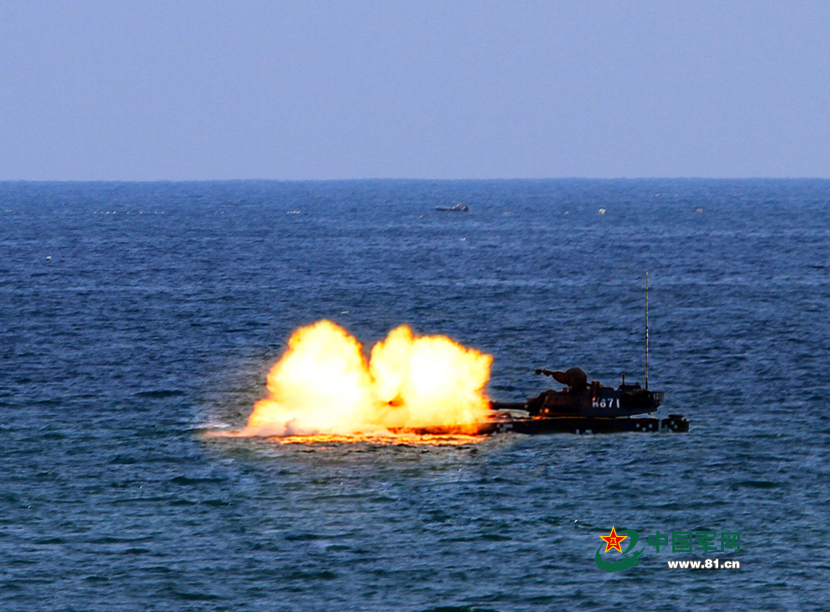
xmin=645 ymin=272 xmax=649 ymax=390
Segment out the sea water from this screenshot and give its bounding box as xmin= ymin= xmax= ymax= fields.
xmin=1 ymin=179 xmax=829 ymax=611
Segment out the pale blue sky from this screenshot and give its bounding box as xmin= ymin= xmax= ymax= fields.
xmin=1 ymin=1 xmax=829 ymax=180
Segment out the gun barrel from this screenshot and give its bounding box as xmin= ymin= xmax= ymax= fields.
xmin=490 ymin=401 xmax=528 ymax=412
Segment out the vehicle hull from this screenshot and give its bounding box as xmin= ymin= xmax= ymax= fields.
xmin=397 ymin=413 xmax=689 ymax=436
xmin=482 ymin=413 xmax=689 ymax=435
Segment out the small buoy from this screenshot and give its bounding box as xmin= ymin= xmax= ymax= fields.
xmin=696 ymin=208 xmax=703 ymax=213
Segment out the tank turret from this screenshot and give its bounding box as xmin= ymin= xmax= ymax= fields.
xmin=493 ymin=368 xmax=664 ymax=418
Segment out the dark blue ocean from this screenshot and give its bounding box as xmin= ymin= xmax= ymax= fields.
xmin=2 ymin=179 xmax=829 ymax=611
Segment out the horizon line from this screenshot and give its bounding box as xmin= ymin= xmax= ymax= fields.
xmin=2 ymin=176 xmax=830 ymax=184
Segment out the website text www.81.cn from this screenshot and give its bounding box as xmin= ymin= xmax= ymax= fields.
xmin=667 ymin=559 xmax=740 ymax=569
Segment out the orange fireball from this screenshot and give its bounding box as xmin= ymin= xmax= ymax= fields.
xmin=241 ymin=320 xmax=492 ymax=437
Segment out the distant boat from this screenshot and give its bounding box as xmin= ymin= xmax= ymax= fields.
xmin=435 ymin=204 xmax=470 ymax=212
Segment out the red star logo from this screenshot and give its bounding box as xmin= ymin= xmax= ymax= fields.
xmin=599 ymin=526 xmax=628 ymax=553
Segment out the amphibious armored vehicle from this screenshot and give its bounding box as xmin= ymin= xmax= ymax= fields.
xmin=408 ymin=274 xmax=689 ymax=436
xmin=484 ymin=367 xmax=688 ymax=435
xmin=480 ymin=274 xmax=689 ymax=435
